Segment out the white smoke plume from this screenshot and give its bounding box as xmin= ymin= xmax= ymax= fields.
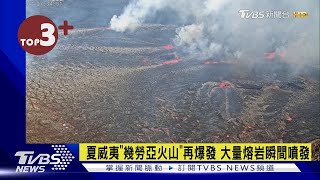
xmin=110 ymin=0 xmax=319 ymax=65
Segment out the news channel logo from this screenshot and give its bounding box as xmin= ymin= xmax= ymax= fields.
xmin=15 ymin=145 xmax=75 ymax=173
xmin=238 ymin=10 xmax=309 ymax=19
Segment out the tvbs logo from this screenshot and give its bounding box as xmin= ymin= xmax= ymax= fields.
xmin=239 ymin=10 xmax=264 ymax=19
xmin=293 ymin=12 xmax=308 ymax=18
xmin=15 ymin=151 xmax=60 ymax=172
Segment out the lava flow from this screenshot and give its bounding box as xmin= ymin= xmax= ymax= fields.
xmin=162 ymin=44 xmax=174 ymax=50
xmin=203 ymin=60 xmax=221 ymax=65
xmin=162 ymin=57 xmax=182 ymax=65
xmin=219 ymin=81 xmax=232 ymax=88
xmin=264 ymin=51 xmax=286 ymax=60
xmin=264 ymin=52 xmax=276 ymax=60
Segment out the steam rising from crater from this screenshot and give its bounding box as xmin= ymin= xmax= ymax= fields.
xmin=110 ymin=0 xmax=319 ymax=65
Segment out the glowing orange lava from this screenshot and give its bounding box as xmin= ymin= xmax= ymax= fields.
xmin=203 ymin=60 xmax=221 ymax=65
xmin=264 ymin=52 xmax=276 ymax=60
xmin=264 ymin=51 xmax=286 ymax=60
xmin=287 ymin=116 xmax=293 ymax=122
xmin=219 ymin=81 xmax=232 ymax=88
xmin=162 ymin=44 xmax=174 ymax=50
xmin=162 ymin=57 xmax=182 ymax=65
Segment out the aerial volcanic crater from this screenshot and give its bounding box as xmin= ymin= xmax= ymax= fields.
xmin=26 ymin=0 xmax=319 ymax=144
xmin=27 ymin=24 xmax=319 ymax=144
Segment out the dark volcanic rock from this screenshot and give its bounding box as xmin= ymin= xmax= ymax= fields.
xmin=26 ymin=2 xmax=320 ymax=143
